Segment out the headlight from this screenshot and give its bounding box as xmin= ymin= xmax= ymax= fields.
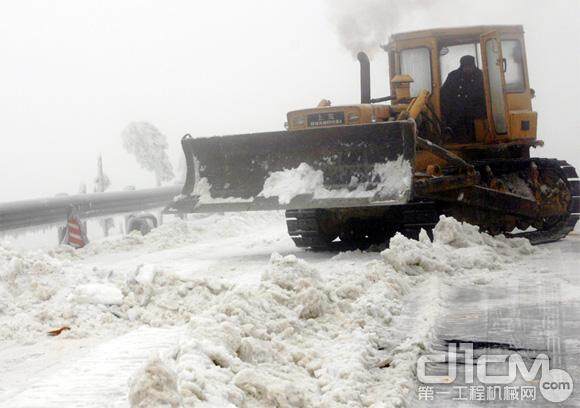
xmin=348 ymin=112 xmax=360 ymax=123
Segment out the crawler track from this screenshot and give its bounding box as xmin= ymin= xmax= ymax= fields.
xmin=286 ymin=202 xmax=439 ymax=251
xmin=508 ymin=160 xmax=579 ymax=244
xmin=285 ymin=209 xmax=342 ymax=251
xmin=286 ymin=160 xmax=579 ymax=251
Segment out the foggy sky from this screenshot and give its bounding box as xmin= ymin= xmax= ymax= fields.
xmin=1 ymin=0 xmax=578 ymax=201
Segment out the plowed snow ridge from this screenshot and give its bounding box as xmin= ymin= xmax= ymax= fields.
xmin=0 ymin=213 xmax=536 ymax=407
xmin=128 ymin=216 xmax=534 ymax=407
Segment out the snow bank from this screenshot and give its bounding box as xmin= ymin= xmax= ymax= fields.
xmin=127 ymin=216 xmax=536 ymax=407
xmin=0 ymin=213 xmax=537 ymax=405
xmin=129 ymin=355 xmax=183 ymax=408
xmin=382 ymin=216 xmax=534 ymax=275
xmin=0 ymin=240 xmax=69 ymax=341
xmin=69 ymin=283 xmax=123 ymax=305
xmin=259 ymin=156 xmax=412 ymax=204
xmin=128 ymin=252 xmax=434 ymax=407
xmin=79 ymin=212 xmax=284 ymax=256
xmin=0 ymin=212 xmax=285 ymax=343
xmin=0 ymin=245 xmax=133 ymax=342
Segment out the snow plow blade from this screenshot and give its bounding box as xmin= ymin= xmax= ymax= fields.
xmin=170 ymin=121 xmax=416 ymax=213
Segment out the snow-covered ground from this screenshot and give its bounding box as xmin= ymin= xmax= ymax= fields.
xmin=0 ymin=212 xmax=578 ymax=407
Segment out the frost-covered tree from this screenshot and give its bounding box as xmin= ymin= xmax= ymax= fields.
xmin=121 ymin=121 xmax=175 ymax=186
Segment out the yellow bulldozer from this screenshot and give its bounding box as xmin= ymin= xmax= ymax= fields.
xmin=170 ymin=25 xmax=579 ymax=250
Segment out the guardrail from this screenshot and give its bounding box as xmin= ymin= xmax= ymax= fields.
xmin=0 ymin=185 xmax=182 ymax=233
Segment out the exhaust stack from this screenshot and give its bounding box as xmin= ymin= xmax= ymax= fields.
xmin=357 ymin=51 xmax=371 ymax=104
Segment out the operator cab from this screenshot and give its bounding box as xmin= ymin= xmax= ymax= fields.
xmin=385 ymin=25 xmax=536 ymax=146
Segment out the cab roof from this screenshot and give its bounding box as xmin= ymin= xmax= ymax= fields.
xmin=386 ymin=25 xmax=524 ymax=46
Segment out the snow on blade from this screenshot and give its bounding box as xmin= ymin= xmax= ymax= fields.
xmin=259 ymin=156 xmax=413 ymax=204
xmin=259 ymin=163 xmax=325 ymax=204
xmin=193 ymin=177 xmax=254 ymax=204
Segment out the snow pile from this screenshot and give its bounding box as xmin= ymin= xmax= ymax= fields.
xmin=0 ymin=213 xmax=538 ymax=405
xmin=0 ymin=212 xmax=288 ymax=344
xmin=259 ymin=156 xmax=412 ymax=205
xmin=0 ymin=241 xmax=69 ymax=341
xmin=79 ymin=212 xmax=285 ymax=256
xmin=79 ymin=219 xmax=193 ymax=256
xmin=382 ymin=216 xmax=534 ymax=275
xmin=129 ymin=356 xmax=183 ymax=408
xmin=147 ymin=255 xmax=409 ymax=406
xmin=0 ymin=242 xmax=134 ymax=342
xmin=129 ymin=254 xmax=427 ymax=406
xmin=120 ymin=268 xmax=234 ymax=327
xmin=127 ymin=216 xmax=536 ymax=407
xmin=0 ymin=249 xmax=235 ymax=343
xmin=69 ymin=283 xmax=123 ymax=305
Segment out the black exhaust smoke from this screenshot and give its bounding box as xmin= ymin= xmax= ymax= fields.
xmin=357 ymin=51 xmax=371 ymax=104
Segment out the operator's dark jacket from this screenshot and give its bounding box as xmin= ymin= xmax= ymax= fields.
xmin=441 ymin=68 xmax=486 ymax=125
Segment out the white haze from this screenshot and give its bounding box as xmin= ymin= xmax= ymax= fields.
xmin=0 ymin=0 xmax=578 ymax=202
xmin=327 ymin=0 xmax=436 ymax=57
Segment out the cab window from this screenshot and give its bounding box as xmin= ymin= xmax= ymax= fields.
xmin=399 ymin=48 xmax=432 ymax=97
xmin=485 ymin=37 xmax=508 ymax=133
xmin=440 ymin=43 xmax=483 ymax=82
xmin=501 ymin=40 xmax=525 ymax=92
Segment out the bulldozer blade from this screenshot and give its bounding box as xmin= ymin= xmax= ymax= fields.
xmin=170 ymin=121 xmax=416 ymax=213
